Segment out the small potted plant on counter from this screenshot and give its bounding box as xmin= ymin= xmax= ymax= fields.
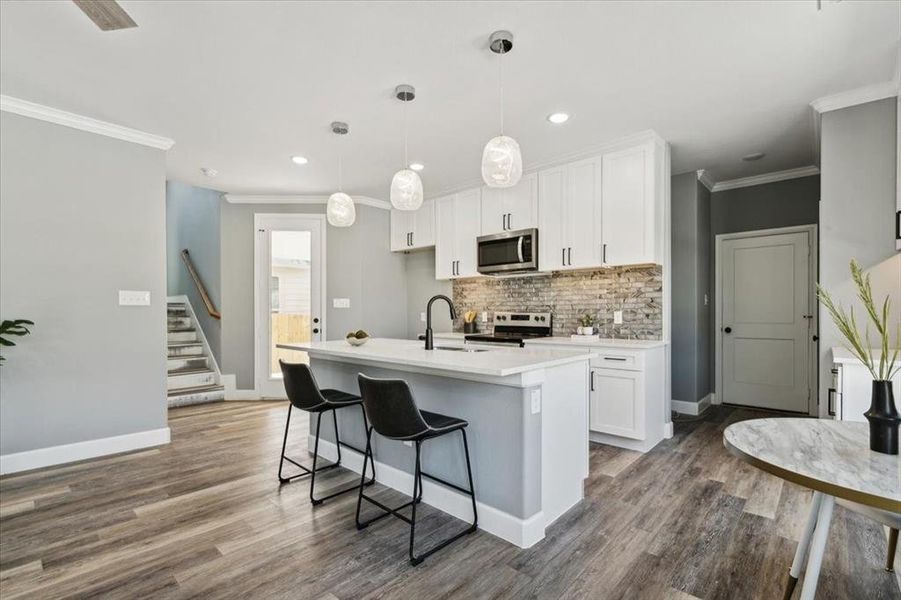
xmin=463 ymin=311 xmax=478 ymax=334
xmin=818 ymin=259 xmax=900 ymax=455
xmin=577 ymin=313 xmax=596 ymax=336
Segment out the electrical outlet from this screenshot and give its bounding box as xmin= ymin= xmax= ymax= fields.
xmin=420 ymin=312 xmax=427 ymax=322
xmin=403 ymin=441 xmax=413 ymax=447
xmin=613 ymin=310 xmax=623 ymax=325
xmin=332 ymin=298 xmax=350 ymax=308
xmin=119 ymin=290 xmax=150 ymax=306
xmin=530 ymin=389 xmax=541 ymax=414
xmin=481 ymin=311 xmax=488 ymax=322
xmin=704 ymin=293 xmax=709 ymax=306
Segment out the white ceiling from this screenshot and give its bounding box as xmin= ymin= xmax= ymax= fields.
xmin=1 ymin=1 xmax=898 ymax=198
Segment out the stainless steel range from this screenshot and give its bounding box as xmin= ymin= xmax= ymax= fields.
xmin=464 ymin=311 xmax=552 ymax=347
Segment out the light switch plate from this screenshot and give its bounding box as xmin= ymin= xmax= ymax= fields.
xmin=333 ymin=298 xmax=350 ymax=308
xmin=119 ymin=290 xmax=150 ymax=306
xmin=420 ymin=312 xmax=427 ymax=322
xmin=530 ymin=389 xmax=541 ymax=414
xmin=613 ymin=310 xmax=623 ymax=325
xmin=481 ymin=311 xmax=488 ymax=323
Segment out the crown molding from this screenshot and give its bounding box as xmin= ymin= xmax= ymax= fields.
xmin=224 ymin=194 xmax=391 ymax=210
xmin=810 ymin=81 xmax=899 ymax=114
xmin=427 ymin=129 xmax=667 ymax=198
xmin=711 ymin=166 xmax=820 ymax=193
xmin=0 ymin=95 xmax=174 ymax=150
xmin=696 ymin=169 xmax=715 ymax=192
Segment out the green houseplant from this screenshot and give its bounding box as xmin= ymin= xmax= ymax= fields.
xmin=0 ymin=319 xmax=34 ymax=364
xmin=577 ymin=313 xmax=596 ymax=336
xmin=818 ymin=260 xmax=899 ymax=454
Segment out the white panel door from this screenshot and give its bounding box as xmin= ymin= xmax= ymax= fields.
xmin=538 ymin=166 xmax=568 ymax=271
xmin=255 ymin=214 xmax=324 ymax=398
xmin=434 ymin=194 xmax=456 ymax=280
xmin=410 ymin=198 xmax=435 ymax=249
xmin=567 ymin=157 xmax=602 ymax=269
xmin=601 ymin=143 xmax=654 ymax=265
xmin=480 ymin=173 xmax=538 ymax=235
xmin=721 ymin=231 xmax=811 ymax=412
xmin=390 ymin=209 xmax=413 ymax=252
xmin=454 ymin=188 xmax=482 ymax=277
xmin=589 ymin=368 xmax=644 ymax=440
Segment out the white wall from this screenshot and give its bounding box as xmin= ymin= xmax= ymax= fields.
xmin=819 ymin=97 xmax=899 ymax=416
xmin=0 ymin=112 xmax=168 ymax=456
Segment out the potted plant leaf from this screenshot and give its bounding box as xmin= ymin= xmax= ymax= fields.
xmin=818 ymin=260 xmax=900 ymax=454
xmin=0 ymin=319 xmax=34 ymax=364
xmin=577 ymin=313 xmax=596 ymax=336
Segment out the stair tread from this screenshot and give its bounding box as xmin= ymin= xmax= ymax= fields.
xmin=167 ymin=383 xmax=224 ymax=397
xmin=168 ymin=367 xmax=214 ymax=376
xmin=167 ymin=341 xmax=203 ymax=347
xmin=168 ymin=327 xmax=196 ymax=333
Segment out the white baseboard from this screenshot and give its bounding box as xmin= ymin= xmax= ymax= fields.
xmin=311 ymin=436 xmax=546 ymax=548
xmin=588 ymin=430 xmax=662 ymax=453
xmin=663 ymin=422 xmax=674 ymax=439
xmin=221 ymin=374 xmax=261 ymax=400
xmin=671 ymin=393 xmax=714 ymax=416
xmin=0 ymin=427 xmax=170 ymax=475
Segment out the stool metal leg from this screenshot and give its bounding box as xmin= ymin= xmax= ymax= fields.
xmin=311 ymin=408 xmax=375 ymax=505
xmin=277 ymin=405 xmax=339 ymax=484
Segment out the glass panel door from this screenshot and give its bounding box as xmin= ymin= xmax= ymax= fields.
xmin=255 ymin=215 xmax=324 ymax=398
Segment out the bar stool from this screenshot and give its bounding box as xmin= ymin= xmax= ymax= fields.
xmin=277 ymin=360 xmax=374 ymax=505
xmin=355 ymin=374 xmax=478 ymax=566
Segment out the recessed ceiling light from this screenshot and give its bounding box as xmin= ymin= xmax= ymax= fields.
xmin=742 ymin=152 xmax=765 ymax=161
xmin=291 ymin=156 xmax=309 ymax=165
xmin=409 ymin=162 xmax=424 ymax=171
xmin=200 ymin=167 xmax=218 ymax=177
xmin=547 ymin=112 xmax=570 ymax=124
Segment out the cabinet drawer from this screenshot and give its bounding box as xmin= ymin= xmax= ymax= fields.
xmin=590 ymin=350 xmax=644 ymax=371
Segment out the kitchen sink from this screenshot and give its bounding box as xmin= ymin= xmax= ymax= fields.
xmin=434 ymin=346 xmax=490 ymax=353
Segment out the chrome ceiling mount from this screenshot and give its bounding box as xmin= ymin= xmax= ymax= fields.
xmin=331 ymin=121 xmax=349 ymax=135
xmin=489 ymin=30 xmax=514 ymax=55
xmin=395 ymin=84 xmax=416 ymax=102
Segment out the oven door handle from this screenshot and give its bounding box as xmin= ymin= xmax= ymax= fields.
xmin=517 ymin=235 xmax=525 ymax=263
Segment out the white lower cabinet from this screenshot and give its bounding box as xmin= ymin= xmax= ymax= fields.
xmin=590 ymin=368 xmax=644 ymax=440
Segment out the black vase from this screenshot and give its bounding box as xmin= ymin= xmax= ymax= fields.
xmin=864 ymin=380 xmax=900 ymax=455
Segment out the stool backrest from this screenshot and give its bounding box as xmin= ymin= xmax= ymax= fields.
xmin=358 ymin=374 xmax=429 ymax=440
xmin=279 ymin=361 xmax=327 ymax=411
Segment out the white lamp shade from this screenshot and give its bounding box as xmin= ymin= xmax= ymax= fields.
xmin=481 ymin=135 xmax=522 ymax=188
xmin=390 ymin=169 xmax=424 ymax=210
xmin=327 ymin=192 xmax=355 ymax=227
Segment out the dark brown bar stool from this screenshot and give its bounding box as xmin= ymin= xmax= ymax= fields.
xmin=355 ymin=373 xmax=477 ymax=566
xmin=278 ymin=360 xmax=374 ymax=505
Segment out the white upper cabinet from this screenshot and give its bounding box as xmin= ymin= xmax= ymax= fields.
xmin=389 ymin=198 xmax=435 ymax=252
xmin=434 ymin=188 xmax=481 ymax=280
xmin=601 ymin=142 xmax=657 ymax=265
xmin=480 ymin=172 xmax=538 ymax=235
xmin=537 ymin=157 xmax=602 ymax=271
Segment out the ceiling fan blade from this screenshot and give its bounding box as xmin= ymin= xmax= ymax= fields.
xmin=72 ymin=0 xmax=137 ymax=31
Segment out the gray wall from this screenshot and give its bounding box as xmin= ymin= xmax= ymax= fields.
xmin=166 ymin=180 xmax=222 ymax=363
xmin=0 ymin=113 xmax=168 ymax=455
xmin=219 ymin=202 xmax=407 ymax=389
xmin=670 ymin=172 xmax=711 ymax=404
xmin=405 ymin=249 xmax=453 ymax=338
xmin=819 ymin=97 xmax=899 ymax=415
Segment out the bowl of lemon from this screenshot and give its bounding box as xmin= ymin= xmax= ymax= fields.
xmin=345 ymin=330 xmax=370 ymax=346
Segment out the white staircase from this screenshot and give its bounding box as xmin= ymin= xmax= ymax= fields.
xmin=167 ymin=301 xmax=224 ymax=407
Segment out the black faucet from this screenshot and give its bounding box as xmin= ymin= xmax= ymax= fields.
xmin=424 ymin=294 xmax=456 ymax=350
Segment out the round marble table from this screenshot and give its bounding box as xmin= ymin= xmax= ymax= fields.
xmin=724 ymin=418 xmax=900 ymax=600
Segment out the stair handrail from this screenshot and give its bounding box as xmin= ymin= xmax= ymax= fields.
xmin=180 ymin=249 xmax=221 ymax=320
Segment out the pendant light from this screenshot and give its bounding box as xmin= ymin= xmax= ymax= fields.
xmin=482 ymin=30 xmax=522 ymax=188
xmin=390 ymin=84 xmax=424 ymax=210
xmin=327 ymin=121 xmax=355 ymax=227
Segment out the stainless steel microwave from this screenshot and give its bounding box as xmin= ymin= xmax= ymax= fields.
xmin=476 ymin=228 xmax=538 ymax=275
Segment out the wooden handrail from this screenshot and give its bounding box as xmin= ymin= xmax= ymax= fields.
xmin=180 ymin=249 xmax=221 ymax=320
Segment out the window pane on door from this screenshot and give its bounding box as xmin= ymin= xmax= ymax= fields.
xmin=270 ymin=230 xmax=312 ymax=375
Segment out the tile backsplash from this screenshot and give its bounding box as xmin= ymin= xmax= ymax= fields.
xmin=452 ymin=265 xmax=663 ymax=339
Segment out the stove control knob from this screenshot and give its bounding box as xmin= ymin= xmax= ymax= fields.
xmin=534 ymin=316 xmax=540 ymax=321
xmin=540 ymin=316 xmax=546 ymax=321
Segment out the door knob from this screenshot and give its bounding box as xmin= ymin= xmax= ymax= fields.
xmin=724 ymin=326 xmax=732 ymax=334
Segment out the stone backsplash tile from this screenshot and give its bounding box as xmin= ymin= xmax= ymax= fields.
xmin=452 ymin=265 xmax=662 ymax=340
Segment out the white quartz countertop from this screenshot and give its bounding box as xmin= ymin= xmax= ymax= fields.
xmin=431 ymin=331 xmax=666 ymax=349
xmin=279 ymin=338 xmax=593 ymax=377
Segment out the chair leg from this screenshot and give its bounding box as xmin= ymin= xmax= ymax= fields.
xmin=278 ymin=407 xmax=341 ymax=485
xmin=409 ymin=441 xmax=422 ymax=565
xmin=277 ymin=404 xmax=293 ymax=483
xmin=887 ymin=528 xmax=899 ymax=572
xmin=461 ymin=429 xmax=479 ymax=529
xmin=333 ymin=409 xmax=342 ymax=466
xmin=309 ymin=412 xmax=324 ymax=505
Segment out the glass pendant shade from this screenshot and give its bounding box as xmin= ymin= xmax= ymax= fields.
xmin=481 ymin=135 xmax=523 ymax=188
xmin=327 ymin=192 xmax=355 ymax=227
xmin=390 ymin=168 xmax=424 ymax=210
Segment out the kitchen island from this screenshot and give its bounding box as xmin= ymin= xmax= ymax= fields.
xmin=278 ymin=338 xmax=594 ymax=548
